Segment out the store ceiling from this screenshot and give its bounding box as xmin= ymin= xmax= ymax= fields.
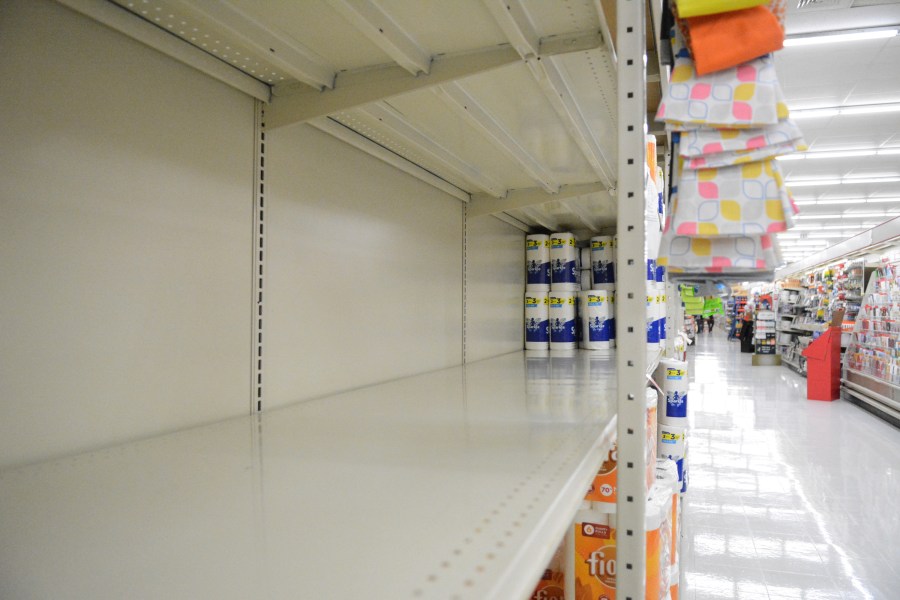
xmin=772 ymin=0 xmax=900 ymax=267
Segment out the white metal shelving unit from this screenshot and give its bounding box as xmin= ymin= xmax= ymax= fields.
xmin=0 ymin=0 xmax=660 ymax=597
xmin=0 ymin=352 xmax=623 ymax=599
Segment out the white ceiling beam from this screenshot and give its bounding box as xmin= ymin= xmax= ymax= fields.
xmin=180 ymin=0 xmax=335 ymax=90
xmin=484 ymin=0 xmax=615 ymax=187
xmin=56 ymin=0 xmax=270 ymax=101
xmin=325 ymin=0 xmax=432 ymax=76
xmin=468 ymin=181 xmax=609 ymax=217
xmin=362 ymin=103 xmax=507 ymax=198
xmin=435 ymin=83 xmax=560 ymax=194
xmin=309 ymin=117 xmax=470 ymax=203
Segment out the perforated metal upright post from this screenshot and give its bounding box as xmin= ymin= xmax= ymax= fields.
xmin=615 ymin=1 xmax=648 ymax=598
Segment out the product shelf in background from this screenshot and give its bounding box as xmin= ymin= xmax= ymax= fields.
xmin=0 ymin=351 xmax=620 ymax=600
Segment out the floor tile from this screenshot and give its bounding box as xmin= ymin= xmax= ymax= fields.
xmin=679 ymin=332 xmax=900 ymax=599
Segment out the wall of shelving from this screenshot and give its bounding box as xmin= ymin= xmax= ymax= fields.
xmin=264 ymin=123 xmax=471 ymax=408
xmin=463 ymin=215 xmax=525 ymax=363
xmin=0 ymin=0 xmax=257 ymax=469
xmin=0 ymin=0 xmax=533 ymax=467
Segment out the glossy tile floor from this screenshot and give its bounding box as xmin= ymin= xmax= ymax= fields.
xmin=680 ymin=329 xmax=900 ymax=600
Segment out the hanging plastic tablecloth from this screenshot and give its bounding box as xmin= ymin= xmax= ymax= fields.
xmin=658 ymin=233 xmax=779 ymax=273
xmin=667 ymin=158 xmax=790 ymax=237
xmin=679 ymin=119 xmax=806 ymax=169
xmin=656 ymin=29 xmax=787 ymax=130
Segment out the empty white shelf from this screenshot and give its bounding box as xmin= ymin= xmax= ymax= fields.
xmin=0 ymin=350 xmax=624 ymax=600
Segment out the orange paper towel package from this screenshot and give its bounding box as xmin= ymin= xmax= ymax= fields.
xmin=530 ymin=540 xmax=565 ymax=600
xmin=585 ymin=445 xmax=617 ymax=503
xmin=573 ymin=519 xmax=617 ymax=600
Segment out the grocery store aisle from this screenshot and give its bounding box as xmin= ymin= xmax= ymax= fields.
xmin=680 ymin=330 xmax=900 ymax=599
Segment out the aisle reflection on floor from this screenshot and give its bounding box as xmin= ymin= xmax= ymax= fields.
xmin=680 ymin=330 xmax=900 ymax=600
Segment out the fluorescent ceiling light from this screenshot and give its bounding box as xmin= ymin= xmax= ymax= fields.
xmin=841 ymin=212 xmax=893 ymax=218
xmin=776 ymin=147 xmax=900 ymax=161
xmin=791 ymin=102 xmax=900 ymax=119
xmin=784 ymin=28 xmax=899 ymax=47
xmin=786 ymin=176 xmax=900 ymax=187
xmin=793 ymin=224 xmax=869 ymax=230
xmin=791 ymin=199 xmax=900 ymax=209
xmin=816 ymin=199 xmax=867 ymax=205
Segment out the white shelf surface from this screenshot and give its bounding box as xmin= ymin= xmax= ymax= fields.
xmin=0 ymin=351 xmax=622 ymax=600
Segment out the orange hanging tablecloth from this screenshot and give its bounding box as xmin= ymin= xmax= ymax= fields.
xmin=685 ymin=6 xmax=784 ymax=76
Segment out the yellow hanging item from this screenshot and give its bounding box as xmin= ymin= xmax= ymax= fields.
xmin=675 ymin=0 xmax=767 ymax=18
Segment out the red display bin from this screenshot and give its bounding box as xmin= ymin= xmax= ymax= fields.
xmin=801 ymin=328 xmax=842 ymax=401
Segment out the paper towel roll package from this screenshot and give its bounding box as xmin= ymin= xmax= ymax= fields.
xmin=655 ymin=359 xmax=688 ymax=392
xmin=647 ymin=281 xmax=660 ymax=347
xmin=550 ymin=232 xmax=579 ymax=291
xmin=581 ymin=290 xmax=614 ymax=350
xmin=525 ymin=234 xmax=550 ymax=292
xmin=597 ymin=283 xmax=617 ymax=348
xmin=549 ymin=290 xmax=577 ymax=350
xmin=658 ymin=424 xmax=687 ymax=459
xmin=647 ymin=388 xmax=659 ymax=491
xmin=524 ymin=291 xmax=550 ymax=350
xmin=655 ymin=359 xmax=689 ymax=425
xmin=656 ymin=266 xmax=667 ymax=344
xmin=590 ymin=236 xmax=613 ymax=285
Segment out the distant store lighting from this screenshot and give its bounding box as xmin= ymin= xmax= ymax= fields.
xmin=777 ymin=147 xmax=900 ymax=161
xmin=784 ymin=28 xmax=899 ymax=47
xmin=791 ymin=102 xmax=900 ymax=120
xmin=786 ymin=176 xmax=900 ymax=187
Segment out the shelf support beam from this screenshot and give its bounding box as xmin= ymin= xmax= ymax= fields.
xmin=269 ymin=32 xmax=604 ymax=128
xmin=309 ymin=117 xmax=471 ymax=202
xmin=179 ymin=0 xmax=336 ymax=89
xmin=325 ymin=0 xmax=432 ymax=76
xmin=468 ymin=182 xmax=609 ymax=217
xmin=483 ymin=0 xmax=616 ymax=187
xmin=361 ymin=103 xmax=507 ymax=198
xmin=615 ymin=1 xmax=648 ymax=599
xmin=435 ymin=83 xmax=561 ymax=194
xmin=56 ymin=0 xmax=271 ymax=102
